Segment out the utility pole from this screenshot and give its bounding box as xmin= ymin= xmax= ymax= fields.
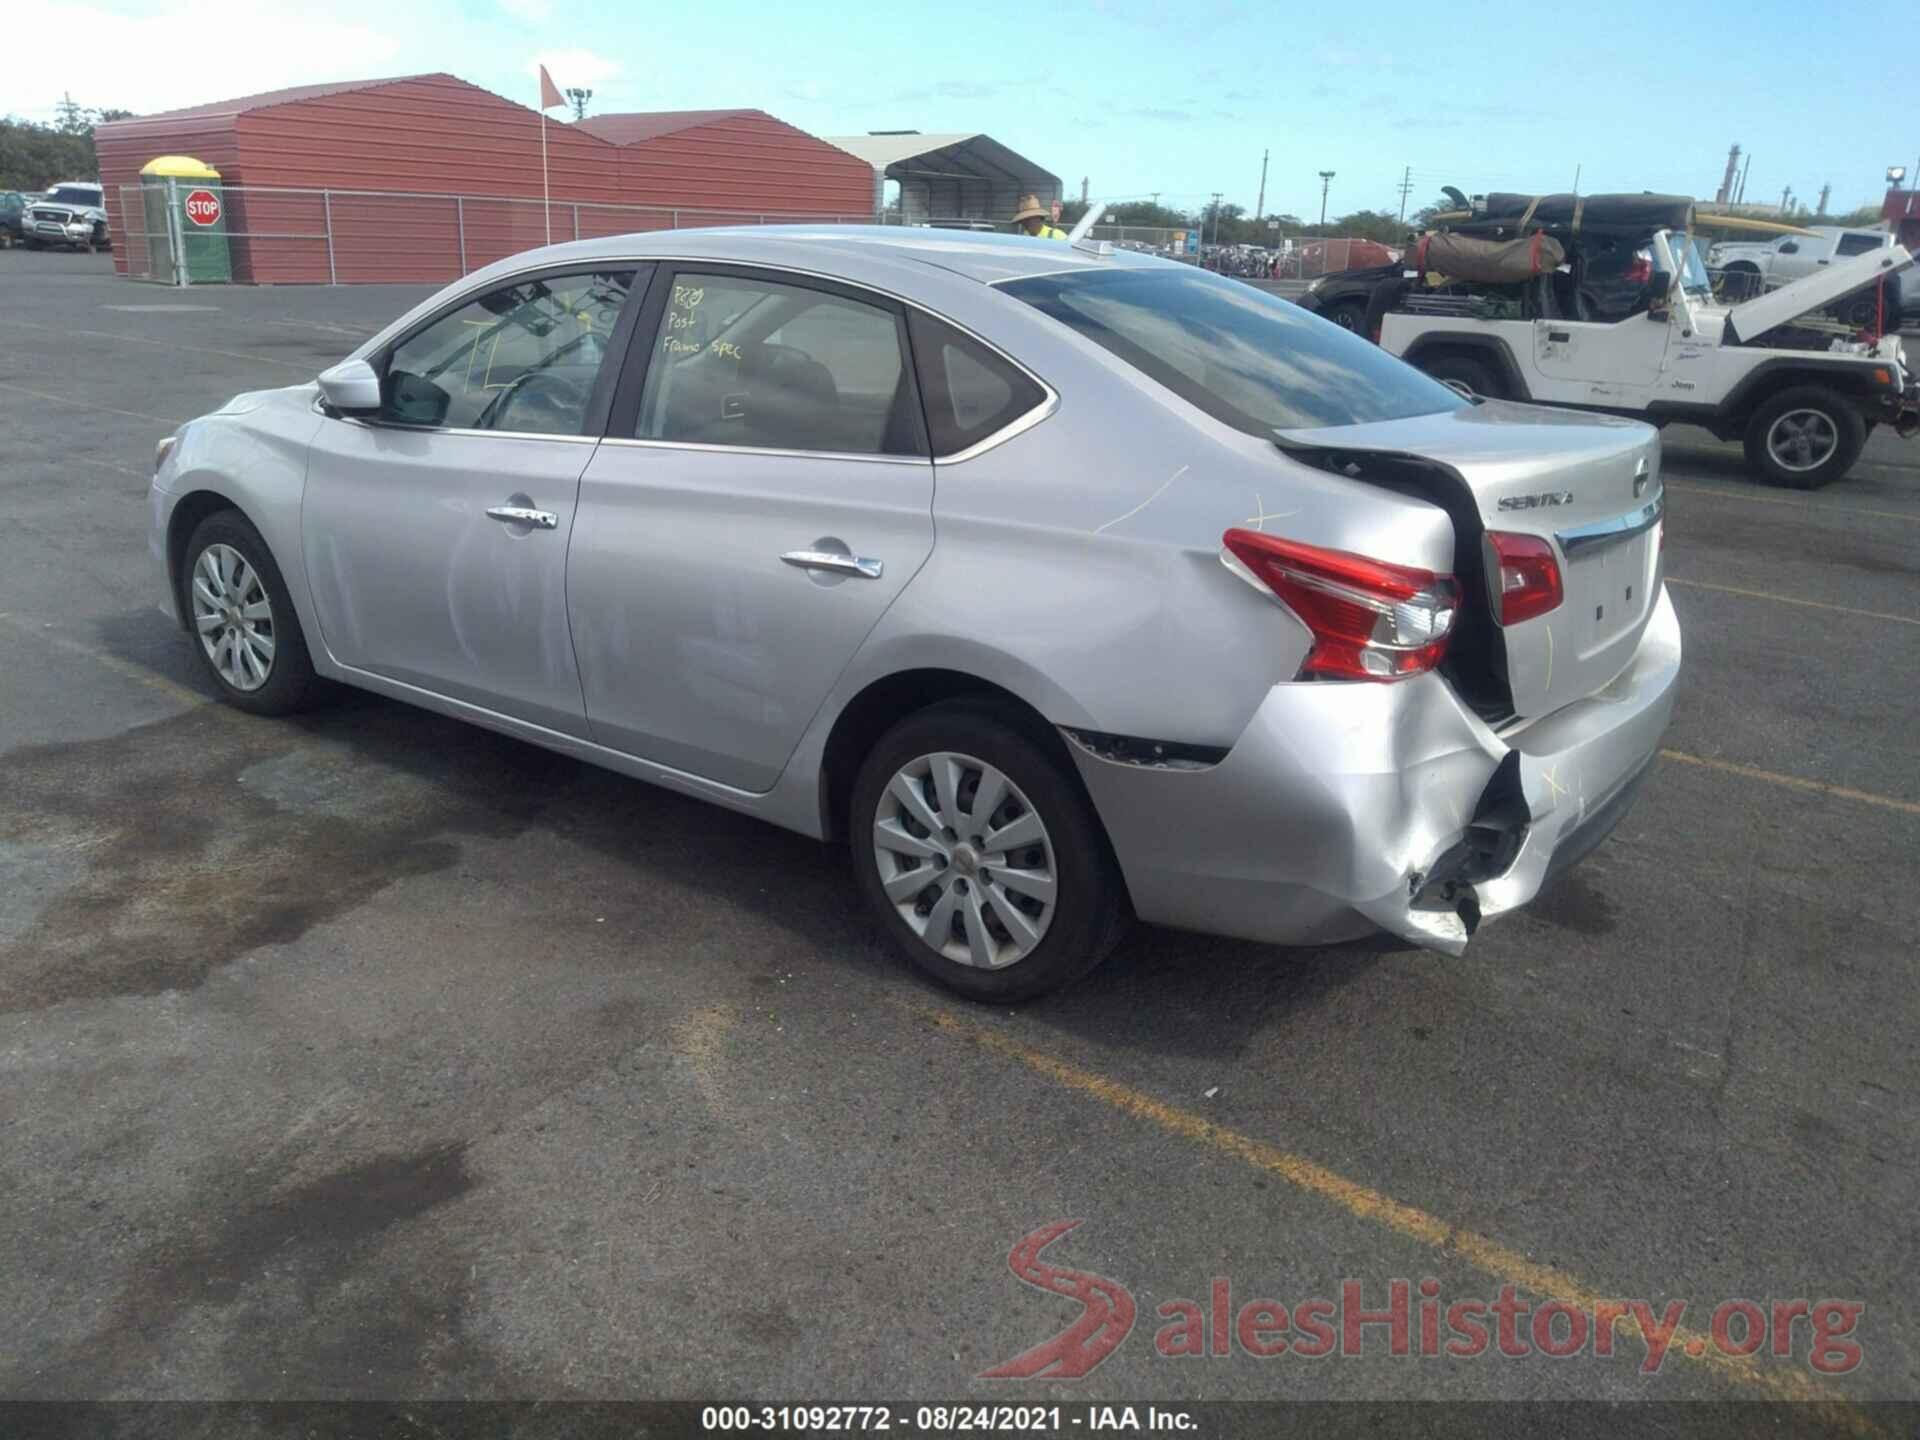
xmin=1318 ymin=169 xmax=1335 ymax=226
xmin=1736 ymin=152 xmax=1752 ymax=203
xmin=1396 ymin=164 xmax=1412 ymax=222
xmin=1780 ymin=183 xmax=1793 ymax=214
xmin=1716 ymin=144 xmax=1741 ymax=205
xmin=565 ymin=87 xmax=592 ymax=121
xmin=1255 ymin=149 xmax=1268 ymax=221
xmin=1080 ymin=176 xmax=1089 ymax=205
xmin=1208 ymin=191 xmax=1223 ymax=248
xmin=1817 ymin=182 xmax=1831 ymax=216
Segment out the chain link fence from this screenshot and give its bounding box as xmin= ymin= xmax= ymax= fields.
xmin=116 ymin=183 xmax=877 ymax=286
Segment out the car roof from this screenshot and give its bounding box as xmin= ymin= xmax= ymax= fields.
xmin=504 ymin=224 xmax=1166 ymax=287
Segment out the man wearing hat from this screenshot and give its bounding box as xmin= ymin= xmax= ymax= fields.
xmin=1011 ymin=193 xmax=1067 ymax=240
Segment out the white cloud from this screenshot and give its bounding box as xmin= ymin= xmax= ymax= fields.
xmin=13 ymin=1 xmax=402 ymax=119
xmin=498 ymin=0 xmax=552 ymax=21
xmin=526 ymin=49 xmax=622 ymax=92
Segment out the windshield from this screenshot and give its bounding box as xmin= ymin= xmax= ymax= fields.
xmin=1001 ymin=266 xmax=1462 ymax=434
xmin=48 ymin=186 xmax=102 ymax=207
xmin=1663 ymin=231 xmax=1713 ymax=298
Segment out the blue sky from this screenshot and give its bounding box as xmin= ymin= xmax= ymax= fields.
xmin=17 ymin=0 xmax=1901 ymax=219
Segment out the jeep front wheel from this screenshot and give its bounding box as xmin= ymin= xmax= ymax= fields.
xmin=1742 ymin=386 xmax=1866 ymax=489
xmin=1418 ymin=353 xmax=1503 ymax=400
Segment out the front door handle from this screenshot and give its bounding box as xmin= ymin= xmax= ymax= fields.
xmin=486 ymin=504 xmax=558 ymax=530
xmin=781 ymin=549 xmax=883 ymax=580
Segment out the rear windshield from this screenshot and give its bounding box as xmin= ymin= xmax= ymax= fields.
xmin=1001 ymin=266 xmax=1462 ymax=434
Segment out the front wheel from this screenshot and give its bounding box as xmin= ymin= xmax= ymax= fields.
xmin=1742 ymin=386 xmax=1866 ymax=489
xmin=850 ymin=701 xmax=1130 ymax=1001
xmin=181 ymin=510 xmax=325 ymax=714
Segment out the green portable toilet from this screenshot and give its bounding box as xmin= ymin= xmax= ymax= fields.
xmin=140 ymin=155 xmax=231 ymax=284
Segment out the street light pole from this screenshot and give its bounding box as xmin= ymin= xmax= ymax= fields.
xmin=1208 ymin=191 xmax=1222 ymax=250
xmin=1318 ymin=170 xmax=1335 ymax=226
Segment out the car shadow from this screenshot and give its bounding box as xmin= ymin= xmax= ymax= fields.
xmin=73 ymin=606 xmax=1408 ymax=1038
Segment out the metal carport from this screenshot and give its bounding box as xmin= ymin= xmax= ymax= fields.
xmin=823 ymin=131 xmax=1061 ymax=226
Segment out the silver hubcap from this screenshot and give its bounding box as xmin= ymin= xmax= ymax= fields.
xmin=1766 ymin=408 xmax=1839 ymax=473
xmin=872 ymin=750 xmax=1057 ymax=970
xmin=191 ymin=543 xmax=275 ymax=692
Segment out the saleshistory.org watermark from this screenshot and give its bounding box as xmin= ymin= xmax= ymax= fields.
xmin=982 ymin=1222 xmax=1865 ymax=1380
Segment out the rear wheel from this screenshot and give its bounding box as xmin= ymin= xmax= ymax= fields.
xmin=1319 ymin=298 xmax=1366 ymax=332
xmin=1418 ymin=353 xmax=1503 ymax=400
xmin=1742 ymin=386 xmax=1866 ymax=489
xmin=850 ymin=701 xmax=1129 ymax=1002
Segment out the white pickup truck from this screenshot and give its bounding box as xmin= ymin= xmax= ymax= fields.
xmin=1707 ymin=226 xmax=1900 ymax=324
xmin=1379 ymin=227 xmax=1916 ymax=487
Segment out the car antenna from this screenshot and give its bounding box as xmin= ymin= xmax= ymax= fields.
xmin=1070 ymin=201 xmax=1112 ymax=256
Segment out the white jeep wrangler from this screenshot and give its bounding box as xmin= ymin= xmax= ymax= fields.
xmin=1378 ymin=205 xmax=1915 ymax=488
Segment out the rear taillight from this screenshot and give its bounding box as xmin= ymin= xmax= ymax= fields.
xmin=1221 ymin=528 xmax=1459 ymax=681
xmin=1485 ymin=531 xmax=1563 ymax=625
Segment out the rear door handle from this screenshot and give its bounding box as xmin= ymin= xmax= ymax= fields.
xmin=486 ymin=504 xmax=558 ymax=530
xmin=781 ymin=549 xmax=883 ymax=579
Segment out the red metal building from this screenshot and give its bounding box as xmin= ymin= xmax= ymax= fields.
xmin=576 ymin=109 xmax=875 ymax=219
xmin=94 ymin=76 xmax=875 ymax=284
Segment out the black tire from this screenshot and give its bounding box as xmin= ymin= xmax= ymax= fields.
xmin=1418 ymin=353 xmax=1503 ymax=400
xmin=180 ymin=510 xmax=325 ymax=715
xmin=1319 ymin=298 xmax=1366 ymax=333
xmin=849 ymin=699 xmax=1130 ymax=1002
xmin=1741 ymin=385 xmax=1866 ymax=490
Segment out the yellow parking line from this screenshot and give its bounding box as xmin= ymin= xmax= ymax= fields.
xmin=917 ymin=1007 xmax=1874 ymax=1428
xmin=0 ymin=380 xmax=183 ymax=427
xmin=0 ymin=612 xmax=213 ymax=711
xmin=1665 ymin=481 xmax=1920 ymax=526
xmin=1665 ymin=577 xmax=1920 ymax=628
xmin=1660 ymin=748 xmax=1920 ymax=817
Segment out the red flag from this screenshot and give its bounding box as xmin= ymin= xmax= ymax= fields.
xmin=537 ymin=65 xmax=564 ymax=111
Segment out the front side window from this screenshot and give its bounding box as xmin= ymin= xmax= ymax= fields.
xmin=635 ymin=272 xmax=922 ymax=456
xmin=1002 ymin=266 xmax=1462 ymax=435
xmin=380 ymin=269 xmax=636 ymax=433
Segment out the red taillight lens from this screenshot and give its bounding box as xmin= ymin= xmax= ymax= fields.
xmin=1485 ymin=531 xmax=1563 ymax=625
xmin=1221 ymin=528 xmax=1459 ymax=681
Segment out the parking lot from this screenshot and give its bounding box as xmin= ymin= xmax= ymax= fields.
xmin=1 ymin=246 xmax=1916 ymax=1424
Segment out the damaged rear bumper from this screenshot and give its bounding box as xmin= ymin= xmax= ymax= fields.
xmin=1068 ymin=586 xmax=1681 ymax=956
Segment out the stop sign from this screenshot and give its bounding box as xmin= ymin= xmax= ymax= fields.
xmin=183 ymin=188 xmax=221 ymax=227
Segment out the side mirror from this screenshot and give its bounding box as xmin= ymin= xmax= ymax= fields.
xmin=316 ymin=358 xmax=381 ymax=414
xmin=1779 ymin=241 xmax=1799 ymax=255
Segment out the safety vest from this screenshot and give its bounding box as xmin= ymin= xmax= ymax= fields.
xmin=1036 ymin=225 xmax=1068 ymax=240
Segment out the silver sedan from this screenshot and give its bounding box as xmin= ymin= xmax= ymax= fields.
xmin=149 ymin=227 xmax=1679 ymax=999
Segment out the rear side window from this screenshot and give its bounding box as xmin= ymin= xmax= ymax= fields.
xmin=1836 ymin=233 xmax=1884 ymax=256
xmin=1002 ymin=266 xmax=1462 ymax=435
xmin=635 ymin=271 xmax=924 ymax=456
xmin=907 ymin=311 xmax=1047 ymax=456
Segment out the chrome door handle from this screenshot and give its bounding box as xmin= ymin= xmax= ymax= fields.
xmin=781 ymin=549 xmax=884 ymax=580
xmin=485 ymin=505 xmax=558 ymax=530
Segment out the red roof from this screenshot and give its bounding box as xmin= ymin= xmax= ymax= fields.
xmin=111 ymin=74 xmax=447 ymax=124
xmin=574 ymin=109 xmax=755 ymax=145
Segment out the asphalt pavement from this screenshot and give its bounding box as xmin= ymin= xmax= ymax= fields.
xmin=0 ymin=248 xmax=1915 ymax=1427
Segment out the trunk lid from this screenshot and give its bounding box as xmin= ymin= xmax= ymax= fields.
xmin=1275 ymin=400 xmax=1662 ymax=720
